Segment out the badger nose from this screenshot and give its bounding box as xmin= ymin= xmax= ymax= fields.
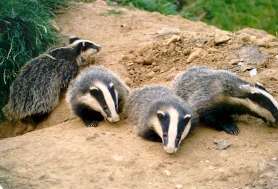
xmin=163 ymin=146 xmax=178 ymax=154
xmin=107 ymin=115 xmax=120 ymax=123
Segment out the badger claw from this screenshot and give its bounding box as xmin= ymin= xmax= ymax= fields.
xmin=86 ymin=121 xmax=99 ymax=127
xmin=222 ymin=122 xmax=240 ymax=135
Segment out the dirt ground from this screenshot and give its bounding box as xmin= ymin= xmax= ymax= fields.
xmin=1 ymin=1 xmax=278 ymax=188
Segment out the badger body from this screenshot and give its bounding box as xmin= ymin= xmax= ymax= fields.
xmin=173 ymin=66 xmax=278 ymax=135
xmin=126 ymin=85 xmax=195 ymax=154
xmin=66 ymin=66 xmax=129 ymax=127
xmin=3 ymin=38 xmax=101 ymax=123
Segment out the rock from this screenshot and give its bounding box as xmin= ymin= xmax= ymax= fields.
xmin=146 ymin=71 xmax=155 ymax=79
xmin=157 ymin=27 xmax=181 ymax=36
xmin=134 ymin=57 xmax=144 ymax=64
xmin=187 ymin=48 xmax=206 ymax=63
xmin=50 ymin=20 xmax=60 ymax=31
xmin=112 ymin=154 xmax=124 ymax=161
xmin=214 ymin=33 xmax=231 ymax=45
xmin=166 ymin=35 xmax=181 ymax=45
xmin=175 ymin=184 xmax=183 ymax=189
xmin=163 ymin=170 xmax=171 ymax=176
xmin=249 ymin=68 xmax=257 ymax=77
xmin=214 ymin=140 xmax=231 ymax=150
xmin=237 ymin=45 xmax=268 ymax=65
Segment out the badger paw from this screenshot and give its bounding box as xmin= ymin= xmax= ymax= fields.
xmin=86 ymin=121 xmax=99 ymax=127
xmin=222 ymin=122 xmax=240 ymax=135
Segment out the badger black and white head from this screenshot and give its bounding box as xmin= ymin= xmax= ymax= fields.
xmin=66 ymin=66 xmax=129 ymax=127
xmin=2 ymin=37 xmax=101 ymax=124
xmin=68 ymin=37 xmax=101 ymax=65
xmin=238 ymin=82 xmax=278 ymax=126
xmin=126 ymin=86 xmax=194 ymax=154
xmin=173 ymin=66 xmax=278 ymax=135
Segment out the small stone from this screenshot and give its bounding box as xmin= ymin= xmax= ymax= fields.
xmin=275 ymin=55 xmax=278 ymax=59
xmin=153 ymin=66 xmax=160 ymax=72
xmin=143 ymin=57 xmax=153 ymax=65
xmin=134 ymin=57 xmax=144 ymax=64
xmin=230 ymin=59 xmax=242 ymax=65
xmin=272 ymin=157 xmax=277 ymax=161
xmin=146 ymin=71 xmax=155 ymax=79
xmin=50 ymin=20 xmax=60 ymax=31
xmin=249 ymin=68 xmax=257 ymax=77
xmin=214 ymin=33 xmax=231 ymax=45
xmin=187 ymin=48 xmax=205 ymax=63
xmin=163 ymin=170 xmax=171 ymax=176
xmin=175 ymin=184 xmax=183 ymax=189
xmin=166 ymin=35 xmax=181 ymax=45
xmin=112 ymin=154 xmax=124 ymax=161
xmin=157 ymin=27 xmax=181 ymax=36
xmin=214 ymin=140 xmax=231 ymax=150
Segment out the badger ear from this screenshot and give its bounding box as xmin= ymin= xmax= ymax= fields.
xmin=69 ymin=36 xmax=80 ymax=44
xmin=255 ymin=82 xmax=267 ymax=91
xmin=89 ymin=86 xmax=99 ymax=91
xmin=184 ymin=114 xmax=191 ymax=119
xmin=184 ymin=114 xmax=191 ymax=123
xmin=157 ymin=110 xmax=165 ymax=119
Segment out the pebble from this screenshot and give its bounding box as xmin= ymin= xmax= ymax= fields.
xmin=214 ymin=140 xmax=231 ymax=150
xmin=175 ymin=184 xmax=183 ymax=189
xmin=163 ymin=170 xmax=171 ymax=176
xmin=214 ymin=33 xmax=231 ymax=45
xmin=166 ymin=35 xmax=181 ymax=45
xmin=249 ymin=68 xmax=257 ymax=77
xmin=112 ymin=154 xmax=124 ymax=161
xmin=187 ymin=48 xmax=205 ymax=63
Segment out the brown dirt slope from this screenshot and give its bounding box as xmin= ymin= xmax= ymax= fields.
xmin=1 ymin=1 xmax=278 ymax=188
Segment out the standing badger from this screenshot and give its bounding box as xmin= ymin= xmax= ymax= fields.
xmin=173 ymin=66 xmax=278 ymax=135
xmin=126 ymin=85 xmax=195 ymax=154
xmin=66 ymin=66 xmax=129 ymax=127
xmin=3 ymin=38 xmax=101 ymax=123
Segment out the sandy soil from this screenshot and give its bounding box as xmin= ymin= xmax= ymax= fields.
xmin=0 ymin=1 xmax=278 ymax=188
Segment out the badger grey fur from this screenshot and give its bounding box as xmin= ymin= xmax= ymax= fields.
xmin=3 ymin=38 xmax=101 ymax=123
xmin=173 ymin=66 xmax=278 ymax=135
xmin=66 ymin=66 xmax=129 ymax=127
xmin=126 ymin=85 xmax=195 ymax=154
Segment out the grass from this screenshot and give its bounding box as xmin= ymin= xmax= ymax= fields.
xmin=112 ymin=0 xmax=278 ymax=35
xmin=181 ymin=0 xmax=278 ymax=35
xmin=0 ymin=0 xmax=70 ymax=121
xmin=111 ymin=0 xmax=179 ymax=15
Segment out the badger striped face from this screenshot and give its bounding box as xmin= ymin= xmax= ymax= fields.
xmin=79 ymin=81 xmax=120 ymax=123
xmin=151 ymin=107 xmax=192 ymax=154
xmin=239 ymin=84 xmax=278 ymax=125
xmin=69 ymin=38 xmax=101 ymax=65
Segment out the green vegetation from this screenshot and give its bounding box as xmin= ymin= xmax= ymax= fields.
xmin=182 ymin=0 xmax=278 ymax=35
xmin=113 ymin=0 xmax=278 ymax=35
xmin=112 ymin=0 xmax=179 ymax=15
xmin=0 ymin=0 xmax=70 ymax=121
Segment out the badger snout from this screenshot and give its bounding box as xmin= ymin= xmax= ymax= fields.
xmin=163 ymin=146 xmax=178 ymax=154
xmin=107 ymin=115 xmax=120 ymax=123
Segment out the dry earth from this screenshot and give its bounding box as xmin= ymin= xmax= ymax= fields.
xmin=1 ymin=1 xmax=278 ymax=188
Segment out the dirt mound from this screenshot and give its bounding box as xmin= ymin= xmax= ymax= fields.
xmin=1 ymin=1 xmax=278 ymax=189
xmin=121 ymin=29 xmax=278 ymax=90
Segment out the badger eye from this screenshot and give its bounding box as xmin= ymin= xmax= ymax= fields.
xmin=157 ymin=111 xmax=165 ymax=120
xmin=89 ymin=86 xmax=99 ymax=96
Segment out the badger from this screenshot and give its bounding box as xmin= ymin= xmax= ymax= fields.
xmin=126 ymin=85 xmax=195 ymax=154
xmin=66 ymin=66 xmax=130 ymax=127
xmin=172 ymin=66 xmax=278 ymax=135
xmin=3 ymin=37 xmax=101 ymax=123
